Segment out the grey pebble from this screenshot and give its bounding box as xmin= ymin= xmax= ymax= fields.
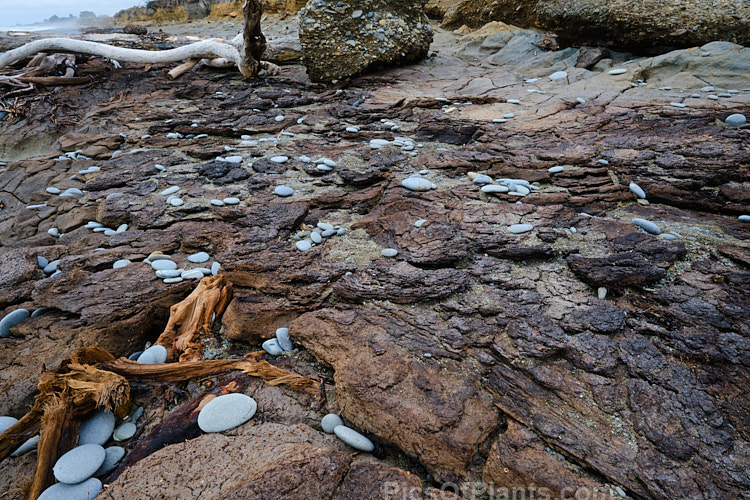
xmin=508 ymin=223 xmax=533 ymax=234
xmin=632 ymin=218 xmax=661 ymax=235
xmin=160 ymin=186 xmax=179 ymax=196
xmin=296 ymin=240 xmax=312 ymax=252
xmin=334 ymin=425 xmax=374 ymax=452
xmin=472 ymin=174 xmax=493 ymax=184
xmin=168 ymin=197 xmax=184 ymax=207
xmin=187 ymin=252 xmax=210 ymax=263
xmin=163 ymin=277 xmax=183 ymax=284
xmin=726 ymin=113 xmax=747 ymax=127
xmin=401 ymin=177 xmax=434 ymax=191
xmin=181 ymin=269 xmax=205 ymax=280
xmin=311 ymin=232 xmax=323 ymax=244
xmin=53 ymin=444 xmax=106 ymax=484
xmin=198 ymin=393 xmax=257 ymax=433
xmin=94 ymin=446 xmax=126 ymax=477
xmin=598 ymin=287 xmax=607 ymax=300
xmin=0 ymin=416 xmax=17 ymax=433
xmin=0 ymin=309 xmax=30 ymax=338
xmin=274 ymin=185 xmax=294 ymax=197
xmin=629 ymin=182 xmax=646 ymax=199
xmin=262 ymin=338 xmax=284 ymax=356
xmin=151 ymin=260 xmax=177 ymax=271
xmin=113 ymin=422 xmax=137 ymax=441
xmin=739 ymin=215 xmax=750 ymax=222
xmin=322 ymin=228 xmax=335 ymax=237
xmin=381 ymin=248 xmax=398 ymax=257
xmin=321 ymin=414 xmax=343 ymax=433
xmin=155 ymin=269 xmax=182 ymax=278
xmin=414 ymin=219 xmax=427 ymax=227
xmin=38 ymin=478 xmax=102 ymax=500
xmin=210 ymin=199 xmax=225 ymax=206
xmin=78 ymin=410 xmax=115 ymax=446
xmin=113 ymin=259 xmax=131 ymax=269
xmin=137 ymin=345 xmax=167 ymax=364
xmin=548 ymin=166 xmax=564 ymax=173
xmin=276 ymin=327 xmax=293 ymax=351
xmin=223 ymin=197 xmax=240 ymax=205
xmin=211 ymin=262 xmax=221 ymax=275
xmin=270 ymin=156 xmax=289 ymax=163
xmin=11 ymin=435 xmax=39 ymax=456
xmin=337 ymin=228 xmax=347 ymax=236
xmin=31 ymin=308 xmax=48 ymax=318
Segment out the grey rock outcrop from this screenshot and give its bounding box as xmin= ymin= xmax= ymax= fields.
xmin=299 ymin=0 xmax=433 ymax=83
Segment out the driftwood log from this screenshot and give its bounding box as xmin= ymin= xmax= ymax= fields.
xmin=0 ymin=275 xmax=318 ymax=500
xmin=0 ymin=0 xmax=278 ymax=79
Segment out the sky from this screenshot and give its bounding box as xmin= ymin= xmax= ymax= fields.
xmin=0 ymin=0 xmax=143 ymax=26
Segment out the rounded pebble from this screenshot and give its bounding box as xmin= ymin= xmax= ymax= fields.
xmin=181 ymin=269 xmax=205 ymax=280
xmin=480 ymin=185 xmax=509 ymax=194
xmin=629 ymin=182 xmax=646 ymax=199
xmin=79 ymin=410 xmax=116 ymax=446
xmin=198 ymin=393 xmax=257 ymax=433
xmin=0 ymin=309 xmax=30 ymax=338
xmin=187 ymin=252 xmax=210 ymax=263
xmin=276 ymin=327 xmax=293 ymax=351
xmin=210 ymin=199 xmax=225 ymax=206
xmin=155 ymin=269 xmax=181 ymax=278
xmin=163 ymin=277 xmax=184 ymax=284
xmin=0 ymin=416 xmax=18 ymax=433
xmin=401 ymin=177 xmax=434 ymax=191
xmin=137 ymin=345 xmax=167 ymax=364
xmin=296 ymin=240 xmax=312 ymax=252
xmin=270 ymin=156 xmax=288 ymax=163
xmin=508 ymin=223 xmax=533 ymax=234
xmin=168 ymin=197 xmax=184 ymax=207
xmin=598 ymin=287 xmax=608 ymax=300
xmin=112 ymin=259 xmax=131 ymax=269
xmin=211 ymin=262 xmax=221 ymax=275
xmin=262 ymin=338 xmax=284 ymax=356
xmin=608 ymin=68 xmax=628 ymax=75
xmin=548 ymin=166 xmax=565 ymax=173
xmin=38 ymin=477 xmax=102 ymax=500
xmin=632 ymin=218 xmax=661 ymax=235
xmin=472 ymin=174 xmax=493 ymax=184
xmin=94 ymin=446 xmax=126 ymax=477
xmin=726 ymin=113 xmax=747 ymax=127
xmin=311 ymin=232 xmax=323 ymax=244
xmin=321 ymin=414 xmax=343 ymax=433
xmin=53 ymin=444 xmax=106 ymax=484
xmin=738 ymin=215 xmax=750 ymax=222
xmin=334 ymin=425 xmax=374 ymax=452
xmin=274 ymin=185 xmax=294 ymax=197
xmin=160 ymin=186 xmax=179 ymax=196
xmin=381 ymin=248 xmax=398 ymax=257
xmin=150 ymin=260 xmax=177 ymax=271
xmin=548 ymin=71 xmax=568 ymax=80
xmin=414 ymin=219 xmax=427 ymax=227
xmin=223 ymin=197 xmax=240 ymax=205
xmin=112 ymin=422 xmax=136 ymax=442
xmin=11 ymin=435 xmax=39 ymax=456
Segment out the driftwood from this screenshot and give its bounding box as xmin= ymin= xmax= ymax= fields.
xmin=0 ymin=275 xmax=318 ymax=499
xmin=0 ymin=0 xmax=278 ymax=79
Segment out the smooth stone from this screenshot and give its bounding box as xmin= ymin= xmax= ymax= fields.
xmin=37 ymin=256 xmax=49 ymax=268
xmin=632 ymin=218 xmax=661 ymax=235
xmin=211 ymin=262 xmax=221 ymax=275
xmin=94 ymin=446 xmax=126 ymax=476
xmin=276 ymin=327 xmax=293 ymax=351
xmin=509 ymin=223 xmax=533 ymax=234
xmin=321 ymin=414 xmax=343 ymax=433
xmin=79 ymin=410 xmax=116 ymax=446
xmin=224 ymin=155 xmax=243 ymax=164
xmin=726 ymin=113 xmax=747 ymax=127
xmin=472 ymin=174 xmax=493 ymax=184
xmin=345 ymin=126 xmax=360 ymax=133
xmin=262 ymin=338 xmax=284 ymax=356
xmin=46 ymin=187 xmax=61 ymax=194
xmin=128 ymin=351 xmax=143 ymax=361
xmin=150 ymin=260 xmax=177 ymax=271
xmin=548 ymin=71 xmax=568 ymax=80
xmin=137 ymin=345 xmax=167 ymax=364
xmin=112 ymin=422 xmax=137 ymax=441
xmin=321 ymin=228 xmax=335 ymax=237
xmin=576 ymin=97 xmax=586 ymax=104
xmin=103 ymin=229 xmax=117 ymax=236
xmin=401 ymin=177 xmax=433 ymax=191
xmin=11 ymin=435 xmax=39 ymax=456
xmin=187 ymin=252 xmax=210 ymax=263
xmin=481 ymin=185 xmax=510 ymax=194
xmin=514 ymin=185 xmax=531 ymax=196
xmin=369 ymin=139 xmax=390 ymax=149
xmin=31 ymin=308 xmax=47 ymax=318
xmin=414 ymin=219 xmax=427 ymax=227
xmin=53 ymin=444 xmax=106 ymax=484
xmin=334 ymin=425 xmax=374 ymax=452
xmin=310 ymin=232 xmax=323 ymax=244
xmin=629 ymin=182 xmax=647 ymax=199
xmin=113 ymin=259 xmax=131 ymax=269
xmin=739 ymin=215 xmax=750 ymax=222
xmin=0 ymin=309 xmax=30 ymax=338
xmin=316 ymin=165 xmax=333 ymax=172
xmin=0 ymin=416 xmax=18 ymax=433
xmin=598 ymin=287 xmax=608 ymax=300
xmin=503 ymin=113 xmax=516 ymax=118
xmin=299 ymin=155 xmax=312 ymax=163
xmin=48 ymin=228 xmax=60 ymax=237
xmin=181 ymin=269 xmax=205 ymax=280
xmin=381 ymin=248 xmax=398 ymax=257
xmin=60 ymin=188 xmax=83 ymax=197
xmin=124 ymin=406 xmax=144 ymax=423
xmin=274 ymin=185 xmax=294 ymax=197
xmin=156 ymin=269 xmax=182 ymax=278
xmin=210 ymin=199 xmax=225 ymax=206
xmin=160 ymin=186 xmax=179 ymax=196
xmin=548 ymin=166 xmax=565 ymax=173
xmin=168 ymin=197 xmax=184 ymax=207
xmin=148 ymin=253 xmax=170 ymax=261
xmin=38 ymin=477 xmax=102 ymax=500
xmin=27 ymin=204 xmax=48 ymax=209
xmin=198 ymin=393 xmax=257 ymax=433
xmin=337 ymin=228 xmax=347 ymax=236
xmin=492 ymin=118 xmax=507 ymax=123
xmin=163 ymin=277 xmax=184 ymax=284
xmin=223 ymin=197 xmax=240 ymax=205
xmin=507 ymin=99 xmax=521 ymax=104
xmin=608 ymin=68 xmax=628 ymax=75
xmin=669 ymin=102 xmax=686 ymax=108
xmin=85 ymin=221 xmax=104 ymax=229
xmin=296 ymin=240 xmax=312 ymax=252
xmin=116 ymin=224 xmax=128 ymax=233
xmin=43 ymin=260 xmax=59 ymax=273
xmin=270 ymin=156 xmax=288 ymax=163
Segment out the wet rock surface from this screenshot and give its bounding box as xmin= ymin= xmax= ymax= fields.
xmin=1 ymin=12 xmax=749 ymax=500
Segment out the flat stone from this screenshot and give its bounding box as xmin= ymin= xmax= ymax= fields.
xmin=168 ymin=197 xmax=184 ymax=207
xmin=262 ymin=338 xmax=284 ymax=356
xmin=629 ymin=182 xmax=647 ymax=199
xmin=739 ymin=215 xmax=750 ymax=222
xmin=113 ymin=422 xmax=137 ymax=441
xmin=53 ymin=443 xmax=106 ymax=484
xmin=321 ymin=414 xmax=343 ymax=433
xmin=401 ymin=177 xmax=434 ymax=191
xmin=369 ymin=139 xmax=391 ymax=149
xmin=151 ymin=260 xmax=177 ymax=271
xmin=0 ymin=309 xmax=30 ymax=338
xmin=31 ymin=308 xmax=47 ymax=318
xmin=382 ymin=248 xmax=399 ymax=257
xmin=726 ymin=113 xmax=747 ymax=127
xmin=79 ymin=410 xmax=116 ymax=446
xmin=632 ymin=218 xmax=661 ymax=235
xmin=163 ymin=277 xmax=184 ymax=284
xmin=548 ymin=166 xmax=565 ymax=173
xmin=211 ymin=262 xmax=221 ymax=275
xmin=160 ymin=186 xmax=180 ymax=196
xmin=46 ymin=187 xmax=61 ymax=194
xmin=223 ymin=197 xmax=240 ymax=205
xmin=38 ymin=478 xmax=102 ymax=500
xmin=156 ymin=269 xmax=182 ymax=278
xmin=116 ymin=224 xmax=128 ymax=233
xmin=224 ymin=155 xmax=243 ymax=164
xmin=481 ymin=185 xmax=510 ymax=194
xmin=669 ymin=102 xmax=686 ymax=108
xmin=598 ymin=287 xmax=608 ymax=300
xmin=274 ymin=185 xmax=294 ymax=197
xmin=197 ymin=393 xmax=257 ymax=433
xmin=113 ymin=259 xmax=131 ymax=269
xmin=270 ymin=156 xmax=289 ymax=163
xmin=414 ymin=219 xmax=427 ymax=227
xmin=608 ymin=68 xmax=628 ymax=75
xmin=210 ymin=199 xmax=225 ymax=206
xmin=11 ymin=435 xmax=39 ymax=456
xmin=311 ymin=232 xmax=323 ymax=244
xmin=334 ymin=425 xmax=374 ymax=452
xmin=187 ymin=252 xmax=210 ymax=263
xmin=0 ymin=416 xmax=17 ymax=433
xmin=472 ymin=174 xmax=493 ymax=184
xmin=148 ymin=252 xmax=170 ymax=261
xmin=276 ymin=327 xmax=293 ymax=351
xmin=321 ymin=228 xmax=335 ymax=237
xmin=181 ymin=269 xmax=205 ymax=280
xmin=94 ymin=446 xmax=126 ymax=477
xmin=503 ymin=113 xmax=516 ymax=118
xmin=137 ymin=345 xmax=167 ymax=364
xmin=296 ymin=240 xmax=312 ymax=252
xmin=549 ymin=71 xmax=568 ymax=80
xmin=509 ymin=223 xmax=534 ymax=234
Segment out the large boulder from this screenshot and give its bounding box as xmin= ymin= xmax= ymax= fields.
xmin=537 ymin=0 xmax=750 ymax=50
xmin=299 ymin=0 xmax=433 ymax=83
xmin=442 ymin=0 xmax=537 ymax=28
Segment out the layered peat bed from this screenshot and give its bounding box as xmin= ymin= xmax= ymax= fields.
xmin=0 ymin=17 xmax=749 ymax=500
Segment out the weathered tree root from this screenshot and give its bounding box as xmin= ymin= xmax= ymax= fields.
xmin=0 ymin=0 xmax=276 ymax=79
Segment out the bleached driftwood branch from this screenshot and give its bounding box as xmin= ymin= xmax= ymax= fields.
xmin=0 ymin=0 xmax=278 ymax=79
